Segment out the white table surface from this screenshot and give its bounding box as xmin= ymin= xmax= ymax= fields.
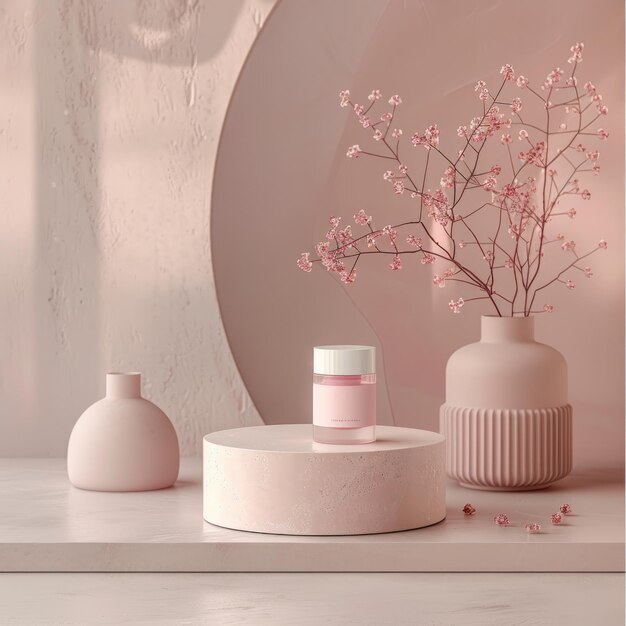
xmin=0 ymin=572 xmax=623 ymax=625
xmin=0 ymin=458 xmax=623 ymax=572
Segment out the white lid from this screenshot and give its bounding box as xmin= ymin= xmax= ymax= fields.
xmin=313 ymin=345 xmax=376 ymax=375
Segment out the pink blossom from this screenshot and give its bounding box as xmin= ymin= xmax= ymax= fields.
xmin=368 ymin=89 xmax=382 ymax=101
xmin=340 ymin=270 xmax=357 ymax=284
xmin=388 ymin=94 xmax=402 ymax=106
xmin=433 ymin=274 xmax=446 ymax=288
xmin=584 ymin=266 xmax=593 ymax=278
xmin=457 ymin=125 xmax=468 ymax=138
xmin=565 ymin=76 xmax=578 ymax=87
xmin=504 ymin=258 xmax=514 ymax=269
xmin=391 ymin=128 xmax=403 ymax=139
xmin=380 ymin=112 xmax=392 ymax=121
xmin=543 ymin=304 xmax=554 ymax=313
xmin=474 ymin=80 xmax=487 ymax=92
xmin=366 ymin=234 xmax=379 ymax=248
xmin=565 ymin=279 xmax=575 ymax=290
xmin=482 ymin=176 xmax=497 ymax=192
xmin=510 ymin=97 xmax=522 ymax=113
xmin=518 ymin=129 xmax=529 ymax=140
xmin=373 ymin=129 xmax=383 ymax=141
xmin=576 ymin=143 xmax=586 ymax=152
xmin=393 ymin=180 xmax=405 ymax=195
xmin=382 ymin=225 xmax=397 ymax=243
xmin=478 ymin=88 xmax=489 ymax=101
xmin=598 ymin=239 xmax=608 ymax=249
xmin=568 ymin=42 xmax=584 ymax=64
xmin=296 ymin=252 xmax=313 ymax=273
xmin=353 ymin=103 xmax=364 ymax=116
xmin=556 ymin=233 xmax=565 ymax=240
xmin=516 ymin=75 xmax=529 ymax=89
xmin=359 ymin=117 xmax=371 ymax=129
xmin=315 ymin=241 xmax=329 ymax=256
xmin=353 ymin=209 xmax=371 ymax=225
xmin=561 ymin=240 xmax=576 ymax=252
xmin=458 ymin=240 xmax=466 ymax=249
xmin=597 ymin=128 xmax=609 ymax=140
xmin=337 ymin=225 xmax=353 ymax=246
xmin=346 ymin=145 xmax=361 ymax=158
xmin=546 ymin=67 xmax=564 ymax=85
xmin=339 ymin=89 xmax=350 ymax=107
xmin=440 ymin=166 xmax=455 ymax=189
xmin=389 ymin=255 xmax=402 ymax=270
xmin=491 ymin=165 xmax=502 ymax=175
xmin=559 ymin=123 xmax=567 ymax=130
xmin=568 ymin=208 xmax=577 ymax=219
xmin=592 ymin=164 xmax=600 ymax=175
xmin=448 ymin=297 xmax=464 ymax=313
xmin=383 ymin=170 xmax=395 ymax=181
xmin=598 ymin=104 xmax=608 ymax=115
xmin=421 ymin=253 xmax=435 ymax=265
xmin=581 ymin=189 xmax=591 ymax=200
xmin=500 ymin=64 xmax=515 ymax=80
xmin=586 ymin=150 xmax=599 ymax=161
xmin=500 ymin=134 xmax=512 ymax=144
xmin=406 ymin=234 xmax=422 ymax=248
xmin=483 ymin=250 xmax=494 ymax=262
xmin=548 ymin=169 xmax=556 ymax=178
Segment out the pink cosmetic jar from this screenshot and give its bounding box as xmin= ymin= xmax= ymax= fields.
xmin=312 ymin=345 xmax=376 ymax=444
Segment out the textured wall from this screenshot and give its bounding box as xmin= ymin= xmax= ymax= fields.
xmin=0 ymin=0 xmax=276 ymax=456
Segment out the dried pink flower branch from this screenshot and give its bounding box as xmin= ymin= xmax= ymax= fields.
xmin=298 ymin=44 xmax=608 ymax=316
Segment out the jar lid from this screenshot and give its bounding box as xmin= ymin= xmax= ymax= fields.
xmin=313 ymin=345 xmax=375 ymax=375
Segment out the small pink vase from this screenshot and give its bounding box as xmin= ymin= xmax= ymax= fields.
xmin=440 ymin=316 xmax=572 ymax=491
xmin=67 ymin=372 xmax=180 ymax=491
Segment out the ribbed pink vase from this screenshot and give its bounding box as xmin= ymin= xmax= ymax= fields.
xmin=440 ymin=316 xmax=572 ymax=491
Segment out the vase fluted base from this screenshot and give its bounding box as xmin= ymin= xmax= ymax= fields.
xmin=440 ymin=404 xmax=573 ymax=491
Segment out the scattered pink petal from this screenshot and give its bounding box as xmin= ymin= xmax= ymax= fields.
xmin=463 ymin=504 xmax=476 ymax=516
xmin=551 ymin=513 xmax=563 ymax=525
xmin=525 ymin=523 xmax=541 ymax=534
xmin=494 ymin=513 xmax=510 ymax=526
xmin=559 ymin=504 xmax=572 ymax=515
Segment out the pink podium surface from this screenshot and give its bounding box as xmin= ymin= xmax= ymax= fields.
xmin=203 ymin=425 xmax=446 ymax=535
xmin=0 ymin=457 xmax=623 ymax=572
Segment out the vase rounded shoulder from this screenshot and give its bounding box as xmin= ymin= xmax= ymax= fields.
xmin=445 ymin=316 xmax=567 ymax=409
xmin=67 ymin=373 xmax=180 ymax=492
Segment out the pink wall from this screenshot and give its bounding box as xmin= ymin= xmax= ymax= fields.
xmin=213 ymin=0 xmax=624 ymax=470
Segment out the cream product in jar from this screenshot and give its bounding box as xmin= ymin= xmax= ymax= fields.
xmin=313 ymin=345 xmax=376 ymax=444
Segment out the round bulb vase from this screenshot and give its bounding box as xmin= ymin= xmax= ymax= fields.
xmin=440 ymin=316 xmax=572 ymax=491
xmin=67 ymin=372 xmax=180 ymax=492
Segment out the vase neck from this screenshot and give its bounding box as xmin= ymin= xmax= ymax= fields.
xmin=480 ymin=316 xmax=535 ymax=342
xmin=106 ymin=372 xmax=142 ymax=399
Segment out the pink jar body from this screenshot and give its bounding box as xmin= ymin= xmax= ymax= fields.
xmin=313 ymin=373 xmax=376 ymax=444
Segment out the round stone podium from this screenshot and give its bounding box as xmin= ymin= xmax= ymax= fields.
xmin=203 ymin=425 xmax=446 ymax=536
